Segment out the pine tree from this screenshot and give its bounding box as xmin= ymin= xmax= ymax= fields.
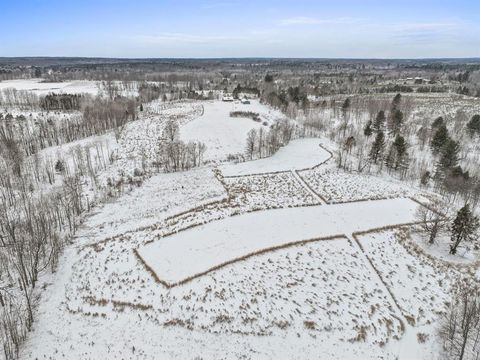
xmin=364 ymin=121 xmax=373 ymax=137
xmin=438 ymin=139 xmax=460 ymax=170
xmin=420 ymin=171 xmax=431 ymax=186
xmin=389 ymin=109 xmax=404 ymax=136
xmin=467 ymin=114 xmax=480 ymax=136
xmin=450 ymin=204 xmax=479 ymax=254
xmin=372 ymin=110 xmax=385 ymax=132
xmin=369 ymin=130 xmax=385 ymax=164
xmin=432 ymin=116 xmax=445 ymax=130
xmin=385 ymin=135 xmax=408 ymax=170
xmin=431 ymin=116 xmax=444 ymax=130
xmin=341 ymin=98 xmax=351 ymax=115
xmin=391 ymin=93 xmax=402 ymax=111
xmin=431 ymin=124 xmax=449 ymax=154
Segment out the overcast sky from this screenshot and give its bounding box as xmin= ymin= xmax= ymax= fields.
xmin=1 ymin=0 xmax=479 ymax=58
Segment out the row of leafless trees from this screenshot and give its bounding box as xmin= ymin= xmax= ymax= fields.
xmin=0 ymin=112 xmax=117 ymax=358
xmin=0 ymin=173 xmax=85 ymax=359
xmin=0 ymin=88 xmax=39 ymax=109
xmin=0 ymin=96 xmax=136 ymax=159
xmin=156 ymin=120 xmax=206 ymax=172
xmin=245 ymin=120 xmax=295 ymax=160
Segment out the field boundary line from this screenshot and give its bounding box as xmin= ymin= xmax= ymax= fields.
xmin=291 ymin=170 xmax=327 ymax=204
xmin=135 ymin=234 xmax=347 ymax=288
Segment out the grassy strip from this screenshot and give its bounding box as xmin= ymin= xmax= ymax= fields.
xmin=136 ymin=234 xmax=347 ymax=288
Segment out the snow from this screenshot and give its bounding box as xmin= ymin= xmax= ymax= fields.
xmin=12 ymin=95 xmax=479 ymax=360
xmin=84 ymin=168 xmax=227 ymax=242
xmin=180 ymin=100 xmax=284 ymax=162
xmin=299 ymin=167 xmax=418 ymax=203
xmin=21 ymin=237 xmax=412 ymax=360
xmin=220 ymin=138 xmax=331 ymax=176
xmin=0 ymin=78 xmax=100 ymax=95
xmin=137 ymin=197 xmax=419 ymax=285
xmin=358 ymin=230 xmax=455 ymax=326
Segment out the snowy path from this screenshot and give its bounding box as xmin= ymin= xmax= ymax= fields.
xmin=137 ymin=197 xmax=420 ymax=286
xmin=220 ymin=138 xmax=331 ymax=177
xmin=347 ymin=234 xmax=406 ymax=321
xmin=291 ymin=169 xmax=327 ymax=204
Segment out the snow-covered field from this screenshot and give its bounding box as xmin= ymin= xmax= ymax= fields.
xmin=84 ymin=168 xmax=228 ymax=242
xmin=138 ymin=197 xmax=419 ymax=285
xmin=181 ymin=100 xmax=284 ymax=162
xmin=299 ymin=167 xmax=420 ymax=203
xmin=0 ymin=78 xmax=100 ymax=95
xmin=220 ymin=138 xmax=331 ymax=176
xmin=357 ymin=229 xmax=457 ymax=326
xmin=10 ymin=96 xmax=479 ymax=360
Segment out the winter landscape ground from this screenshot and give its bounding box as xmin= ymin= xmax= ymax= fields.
xmin=1 ymin=80 xmax=477 ymax=358
xmin=1 ymin=5 xmax=480 ymax=358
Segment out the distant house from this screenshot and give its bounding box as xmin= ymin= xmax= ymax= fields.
xmin=222 ymin=93 xmax=234 ymax=102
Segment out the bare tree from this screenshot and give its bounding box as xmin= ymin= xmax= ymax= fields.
xmin=439 ymin=283 xmax=480 ymax=360
xmin=416 ymin=200 xmax=448 ymax=244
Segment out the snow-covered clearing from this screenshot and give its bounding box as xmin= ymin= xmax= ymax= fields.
xmin=223 ymin=171 xmax=320 ymax=209
xmin=137 ymin=197 xmax=419 ymax=285
xmin=180 ymin=100 xmax=284 ymax=162
xmin=19 ymin=162 xmax=449 ymax=359
xmin=357 ymin=229 xmax=458 ymax=327
xmin=220 ymin=138 xmax=331 ymax=176
xmin=21 ymin=236 xmax=416 ymax=360
xmin=299 ymin=167 xmax=421 ymax=203
xmin=15 ymin=96 xmax=476 ymax=359
xmin=84 ymin=168 xmax=227 ymax=242
xmin=0 ymin=78 xmax=100 ymax=95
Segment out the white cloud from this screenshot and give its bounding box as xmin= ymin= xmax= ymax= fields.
xmin=280 ymin=16 xmax=361 ymax=26
xmin=393 ymin=22 xmax=458 ymax=32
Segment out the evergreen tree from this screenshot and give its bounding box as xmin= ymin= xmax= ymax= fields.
xmin=55 ymin=159 xmax=65 ymax=173
xmin=439 ymin=139 xmax=460 ymax=169
xmin=450 ymin=204 xmax=479 ymax=254
xmin=389 ymin=109 xmax=404 ymax=136
xmin=467 ymin=114 xmax=480 ymax=136
xmin=436 ymin=139 xmax=460 ymax=180
xmin=369 ymin=130 xmax=385 ymax=163
xmin=431 ymin=116 xmax=444 ymax=130
xmin=444 ymin=166 xmax=471 ymax=195
xmin=391 ymin=93 xmax=402 ymax=111
xmin=364 ymin=120 xmax=373 ymax=137
xmin=431 ymin=124 xmax=449 ymax=154
xmin=420 ymin=171 xmax=431 ymax=186
xmin=385 ymin=135 xmax=408 ymax=170
xmin=372 ymin=110 xmax=386 ymax=132
xmin=341 ymin=98 xmax=351 ymax=115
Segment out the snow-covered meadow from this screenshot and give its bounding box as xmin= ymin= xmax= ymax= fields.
xmin=181 ymin=100 xmax=285 ymax=162
xmin=137 ymin=198 xmax=419 ymax=285
xmin=220 ymin=138 xmax=331 ymax=176
xmin=3 ymin=95 xmax=477 ymax=360
xmin=0 ymin=78 xmax=100 ymax=95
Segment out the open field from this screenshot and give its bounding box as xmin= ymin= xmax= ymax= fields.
xmin=0 ymin=78 xmax=101 ymax=95
xmin=181 ymin=100 xmax=284 ymax=162
xmin=7 ymin=97 xmax=477 ymax=358
xmin=220 ymin=138 xmax=331 ymax=176
xmin=137 ymin=197 xmax=419 ymax=285
xmin=1 ymin=55 xmax=480 ymax=360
